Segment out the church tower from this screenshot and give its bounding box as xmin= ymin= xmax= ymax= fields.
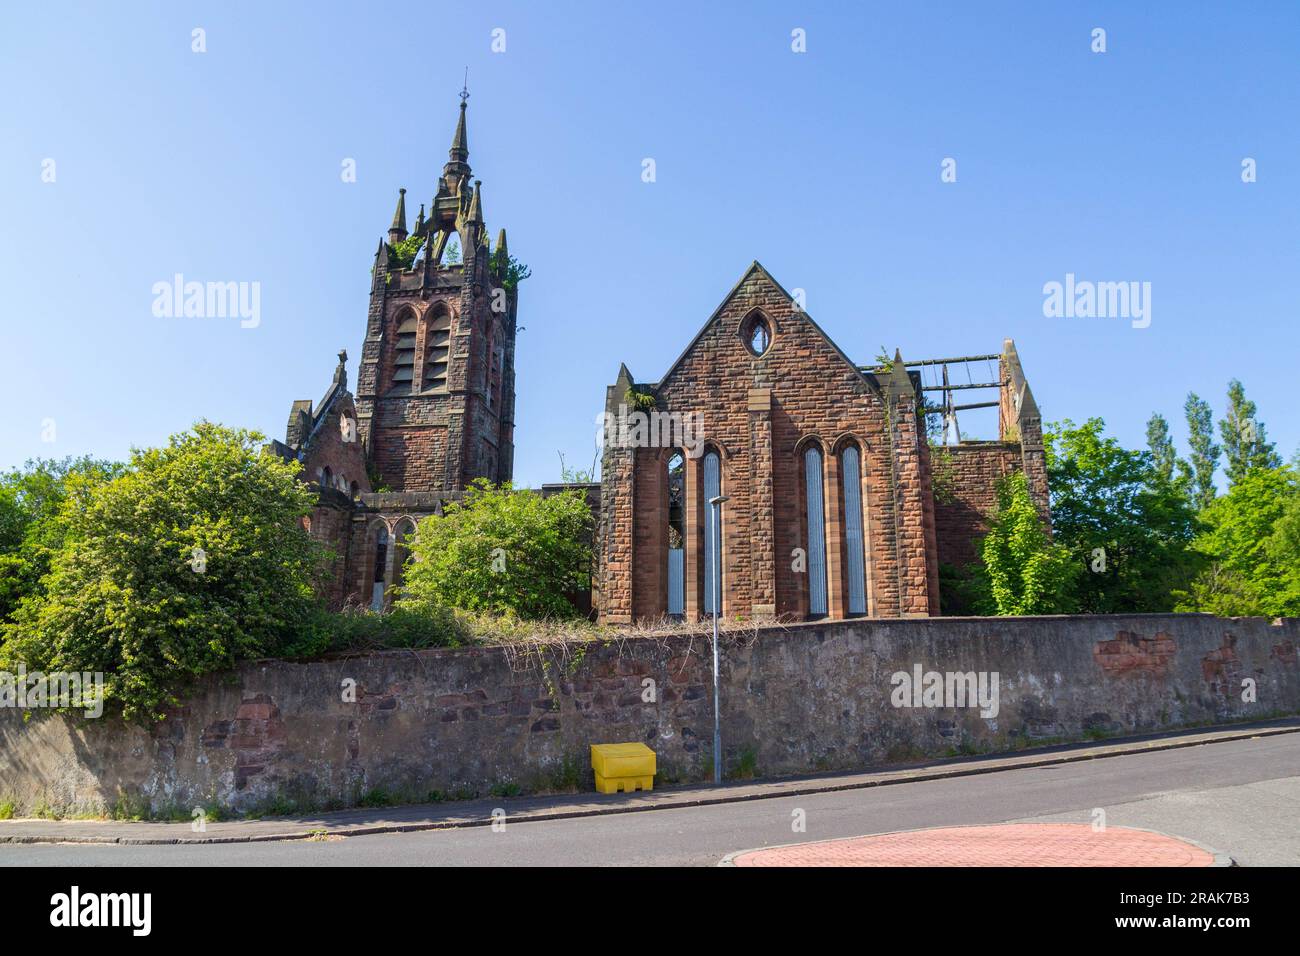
xmin=354 ymin=89 xmax=518 ymax=492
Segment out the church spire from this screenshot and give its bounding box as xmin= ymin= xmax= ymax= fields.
xmin=388 ymin=188 xmax=408 ymax=244
xmin=449 ymin=100 xmax=469 ymax=163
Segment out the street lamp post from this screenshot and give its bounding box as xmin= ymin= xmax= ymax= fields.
xmin=708 ymin=494 xmax=730 ymax=786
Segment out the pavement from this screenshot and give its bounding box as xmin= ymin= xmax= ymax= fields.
xmin=0 ymin=717 xmax=1296 ymax=854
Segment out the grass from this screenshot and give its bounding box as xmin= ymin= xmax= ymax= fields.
xmin=311 ymin=606 xmax=779 ymax=658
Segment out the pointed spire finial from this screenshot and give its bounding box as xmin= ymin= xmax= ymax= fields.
xmin=468 ymin=179 xmax=484 ymax=224
xmin=388 ymin=188 xmax=408 ymax=242
xmin=334 ymin=349 xmax=349 ymax=389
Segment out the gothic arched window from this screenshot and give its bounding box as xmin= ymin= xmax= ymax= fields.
xmin=702 ymin=451 xmax=723 ymax=614
xmin=841 ymin=444 xmax=868 ymax=615
xmin=393 ymin=313 xmax=417 ymax=389
xmin=423 ymin=309 xmax=451 ymax=391
xmin=392 ymin=520 xmax=416 ymax=593
xmin=666 ymin=452 xmax=685 ymax=618
xmin=742 ymin=312 xmax=772 ymax=356
xmin=804 ymin=445 xmax=828 ymax=617
xmin=370 ymin=526 xmax=389 ymax=611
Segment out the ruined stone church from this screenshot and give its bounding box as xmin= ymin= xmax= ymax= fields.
xmin=273 ymin=96 xmax=1050 ymax=621
xmin=270 ymin=93 xmax=518 ymax=611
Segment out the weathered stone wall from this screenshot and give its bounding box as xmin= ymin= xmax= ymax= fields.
xmin=1 ymin=614 xmax=1294 ymax=816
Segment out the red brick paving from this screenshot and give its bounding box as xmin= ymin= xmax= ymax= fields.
xmin=730 ymin=823 xmax=1216 ymax=867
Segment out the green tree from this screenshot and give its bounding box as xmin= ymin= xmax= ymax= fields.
xmin=1 ymin=423 xmax=325 ymax=721
xmin=1174 ymin=466 xmax=1300 ymax=617
xmin=1046 ymin=419 xmax=1200 ymax=613
xmin=0 ymin=457 xmax=123 ymax=623
xmin=1218 ymin=379 xmax=1280 ymax=485
xmin=1265 ymin=488 xmax=1300 ymax=612
xmin=401 ymin=479 xmax=592 ymax=619
xmin=1184 ymin=392 xmax=1220 ymax=510
xmin=1144 ymin=412 xmax=1177 ymax=484
xmin=980 ymin=472 xmax=1080 ymax=615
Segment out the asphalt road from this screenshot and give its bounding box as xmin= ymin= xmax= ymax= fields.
xmin=4 ymin=733 xmax=1298 ymax=866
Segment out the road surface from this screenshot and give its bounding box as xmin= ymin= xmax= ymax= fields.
xmin=3 ymin=733 xmax=1297 ymax=866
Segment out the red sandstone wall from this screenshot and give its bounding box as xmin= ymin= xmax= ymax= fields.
xmin=931 ymin=443 xmax=1022 ymax=569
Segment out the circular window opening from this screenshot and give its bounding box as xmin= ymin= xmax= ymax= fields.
xmin=745 ymin=315 xmax=772 ymax=356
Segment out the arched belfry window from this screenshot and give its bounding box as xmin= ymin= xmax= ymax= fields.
xmin=804 ymin=446 xmax=828 ymax=617
xmin=841 ymin=444 xmax=867 ymax=615
xmin=667 ymin=452 xmax=685 ymax=617
xmin=702 ymin=451 xmax=723 ymax=614
xmin=393 ymin=314 xmax=417 ymax=389
xmin=423 ymin=309 xmax=451 ymax=390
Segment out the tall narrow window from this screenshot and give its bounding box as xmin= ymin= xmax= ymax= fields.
xmin=370 ymin=526 xmax=388 ymax=611
xmin=667 ymin=452 xmax=685 ymax=617
xmin=842 ymin=445 xmax=867 ymax=615
xmin=392 ymin=521 xmax=415 ymax=594
xmin=805 ymin=446 xmax=828 ymax=616
xmin=702 ymin=451 xmax=722 ymax=614
xmin=393 ymin=314 xmax=417 ymax=389
xmin=423 ymin=310 xmax=451 ymax=390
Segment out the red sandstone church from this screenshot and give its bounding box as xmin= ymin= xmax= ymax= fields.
xmin=273 ymin=96 xmax=1050 ymax=622
xmin=596 ymin=264 xmax=1049 ymax=624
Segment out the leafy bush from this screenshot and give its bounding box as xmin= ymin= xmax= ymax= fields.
xmin=400 ymin=479 xmax=592 ymax=619
xmin=387 ymin=233 xmax=425 ymax=269
xmin=489 ymin=248 xmax=531 ymax=291
xmin=980 ymin=473 xmax=1080 ymax=615
xmin=937 ymin=561 xmax=991 ymax=616
xmin=293 ymin=601 xmax=468 ymax=656
xmin=1174 ymin=466 xmax=1300 ymax=617
xmin=1045 ymin=418 xmax=1201 ymax=613
xmin=1 ymin=423 xmax=325 ymax=721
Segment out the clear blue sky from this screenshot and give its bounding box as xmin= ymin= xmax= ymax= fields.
xmin=3 ymin=1 xmax=1298 ymax=487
